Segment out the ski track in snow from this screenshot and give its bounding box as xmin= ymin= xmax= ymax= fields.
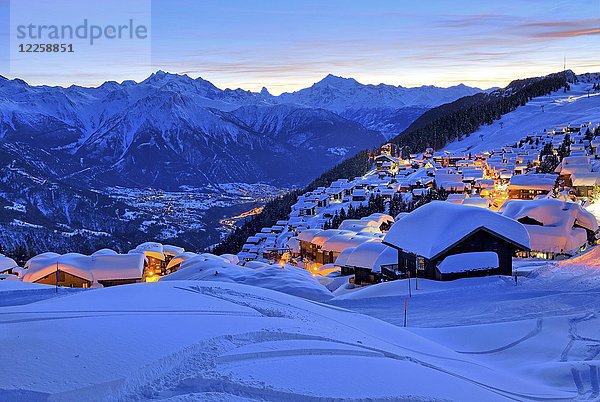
xmin=0 ymin=278 xmax=579 ymax=401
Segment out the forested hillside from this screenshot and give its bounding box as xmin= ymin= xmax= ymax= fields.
xmin=391 ymin=71 xmax=571 ymax=150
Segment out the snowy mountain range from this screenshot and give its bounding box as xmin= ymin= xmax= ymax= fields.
xmin=0 ymin=71 xmax=481 ymax=188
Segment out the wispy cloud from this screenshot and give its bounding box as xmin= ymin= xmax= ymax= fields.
xmin=517 ymin=18 xmax=600 ymax=38
xmin=7 ymin=0 xmax=600 ymax=92
xmin=530 ymin=27 xmax=600 ymax=38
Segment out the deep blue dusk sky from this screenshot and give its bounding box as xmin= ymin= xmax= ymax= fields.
xmin=2 ymin=0 xmax=599 ymax=93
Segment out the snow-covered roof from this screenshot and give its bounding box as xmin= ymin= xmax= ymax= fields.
xmin=437 ymin=252 xmax=499 ymax=274
xmin=435 ymin=172 xmax=462 ymax=182
xmin=334 ymin=247 xmax=356 ymax=267
xmin=339 ymin=219 xmax=378 ymax=230
xmin=345 ymin=242 xmax=389 ymax=270
xmin=162 ymin=260 xmax=332 ymax=301
xmin=166 ymin=252 xmax=199 ymax=270
xmin=412 ymin=188 xmax=430 ymax=196
xmin=508 ymin=174 xmax=557 ymax=191
xmin=446 ymin=193 xmax=468 ymax=204
xmin=559 ymin=164 xmax=591 ymax=175
xmin=287 ymin=237 xmax=300 ymax=254
xmin=220 ymin=254 xmax=240 ymax=265
xmin=461 ymin=197 xmax=490 ymax=208
xmin=163 ymin=245 xmax=185 ymax=257
xmin=438 ymin=181 xmax=467 ymax=191
xmin=25 ymin=252 xmax=60 ymax=269
xmin=322 ymin=235 xmax=377 ymax=253
xmin=244 ymin=261 xmax=270 ymax=269
xmin=357 ymin=226 xmax=382 ymax=234
xmin=461 ymin=168 xmax=484 ymax=181
xmin=23 ymin=253 xmax=145 ymax=283
xmin=296 ymin=229 xmax=323 ymax=243
xmin=372 ymin=247 xmax=398 ymax=273
xmin=563 ymin=155 xmax=590 ymax=165
xmin=501 ymin=199 xmax=598 ymax=253
xmin=571 ymin=172 xmax=600 ymax=187
xmin=245 ymin=236 xmax=262 ymax=244
xmin=473 ymin=179 xmax=495 ymax=188
xmin=88 ymin=254 xmax=146 ymax=281
xmin=366 ymin=213 xmax=394 ymax=224
xmin=91 ymin=248 xmax=118 ymax=256
xmin=312 ymin=230 xmax=352 ymax=247
xmin=0 ymin=255 xmax=18 ymax=272
xmin=129 ymin=242 xmax=165 ymax=261
xmin=383 ymin=201 xmax=530 ymax=259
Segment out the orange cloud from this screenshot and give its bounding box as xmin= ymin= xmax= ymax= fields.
xmin=531 ymin=27 xmax=600 ymax=38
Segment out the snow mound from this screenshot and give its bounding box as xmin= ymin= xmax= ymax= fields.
xmin=0 ymin=280 xmax=52 ymax=292
xmin=161 ymin=256 xmax=332 ymax=301
xmin=437 ymin=252 xmax=499 ymax=273
xmin=502 ymin=199 xmax=597 ymax=254
xmin=558 ymin=246 xmax=600 ymax=268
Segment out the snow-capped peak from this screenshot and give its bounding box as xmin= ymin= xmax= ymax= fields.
xmin=315 ymin=74 xmax=360 ymax=88
xmin=142 ymin=70 xmax=194 ymax=86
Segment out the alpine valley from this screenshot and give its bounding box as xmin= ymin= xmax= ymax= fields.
xmin=0 ymin=71 xmax=480 ymax=256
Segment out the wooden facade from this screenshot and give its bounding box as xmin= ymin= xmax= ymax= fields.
xmin=508 ymin=188 xmax=549 ymax=200
xmin=97 ymin=278 xmax=139 ymax=287
xmin=353 ymin=267 xmax=382 ymax=286
xmin=384 ymin=227 xmax=525 ymax=281
xmin=573 ymin=185 xmax=597 ymax=198
xmin=35 ymin=270 xmax=91 ymax=288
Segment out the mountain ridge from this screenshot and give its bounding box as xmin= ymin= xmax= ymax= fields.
xmin=0 ymin=71 xmax=481 ymax=189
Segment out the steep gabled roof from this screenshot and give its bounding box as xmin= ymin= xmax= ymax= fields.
xmin=383 ymin=201 xmax=530 ymax=259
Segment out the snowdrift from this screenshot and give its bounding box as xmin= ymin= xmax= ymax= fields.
xmin=161 ymin=255 xmax=333 ymax=301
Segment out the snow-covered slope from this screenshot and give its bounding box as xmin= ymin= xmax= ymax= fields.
xmin=443 ymin=77 xmax=600 ymax=154
xmin=0 ymin=280 xmax=569 ymax=400
xmin=330 ymin=255 xmax=600 ymax=398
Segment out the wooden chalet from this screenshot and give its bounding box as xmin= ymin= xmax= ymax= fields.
xmin=382 ymin=202 xmax=530 ymax=281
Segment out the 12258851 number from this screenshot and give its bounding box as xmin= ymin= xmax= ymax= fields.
xmin=18 ymin=44 xmax=74 ymax=53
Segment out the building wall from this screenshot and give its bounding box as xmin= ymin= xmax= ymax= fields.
xmin=98 ymin=278 xmax=140 ymax=287
xmin=318 ymin=250 xmax=336 ymax=265
xmin=36 ymin=271 xmax=91 ymax=288
xmin=508 ymin=189 xmax=548 ymax=200
xmin=354 ymin=267 xmax=381 ymax=286
xmin=574 ymin=185 xmax=595 ymax=198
